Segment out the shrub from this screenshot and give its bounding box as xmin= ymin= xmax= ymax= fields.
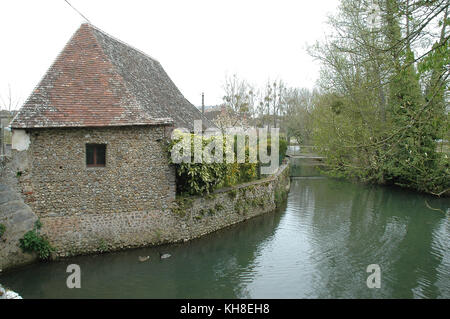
xmin=275 ymin=187 xmax=288 ymax=208
xmin=169 ymin=133 xmax=226 ymax=195
xmin=168 ymin=131 xmax=287 ymax=196
xmin=97 ymin=239 xmax=109 ymax=253
xmin=169 ymin=132 xmax=260 ymax=195
xmin=279 ymin=137 xmax=288 ymax=164
xmin=19 ymin=220 xmax=54 ymax=260
xmin=238 ymin=145 xmax=259 ymax=183
xmin=264 ymin=137 xmax=288 ymax=165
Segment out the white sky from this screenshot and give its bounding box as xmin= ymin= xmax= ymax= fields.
xmin=0 ymin=0 xmax=339 ymax=109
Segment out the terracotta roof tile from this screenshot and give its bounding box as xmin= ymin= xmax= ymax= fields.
xmin=11 ymin=24 xmax=214 ymax=130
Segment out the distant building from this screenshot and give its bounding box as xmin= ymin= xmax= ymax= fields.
xmin=197 ymin=104 xmax=254 ymax=130
xmin=201 ymin=105 xmax=226 ymax=122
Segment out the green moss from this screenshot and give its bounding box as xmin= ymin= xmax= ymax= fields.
xmin=234 ymin=199 xmax=249 ymax=215
xmin=172 ymin=206 xmax=186 ymax=217
xmin=274 ymin=187 xmax=288 ymax=208
xmin=251 ymin=197 xmax=265 ymax=207
xmin=176 ymin=196 xmax=194 ymax=208
xmin=0 ymin=224 xmax=5 ymax=239
xmin=155 ymin=229 xmax=162 ymax=241
xmin=228 ymin=189 xmax=238 ymax=199
xmin=205 ymin=193 xmax=217 ymax=200
xmin=215 ymin=203 xmax=224 ymax=211
xmin=172 ymin=195 xmax=195 ymax=217
xmin=97 ymin=239 xmax=109 ymax=253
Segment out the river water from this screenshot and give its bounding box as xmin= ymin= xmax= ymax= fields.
xmin=1 ymin=177 xmax=449 ymax=298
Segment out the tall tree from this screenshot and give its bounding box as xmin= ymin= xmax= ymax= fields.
xmin=310 ymin=0 xmax=449 ymax=195
xmin=282 ymin=88 xmax=316 ymax=144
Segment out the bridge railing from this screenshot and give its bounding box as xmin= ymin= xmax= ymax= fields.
xmin=286 ymin=145 xmax=318 ymax=157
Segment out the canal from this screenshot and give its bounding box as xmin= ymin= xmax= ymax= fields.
xmin=1 ymin=177 xmax=449 ymax=298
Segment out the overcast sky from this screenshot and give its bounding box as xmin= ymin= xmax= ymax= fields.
xmin=0 ymin=0 xmax=339 ymax=110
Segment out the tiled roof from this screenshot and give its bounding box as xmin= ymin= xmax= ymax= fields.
xmin=204 ymin=110 xmax=222 ymax=122
xmin=11 ymin=24 xmax=215 ymax=130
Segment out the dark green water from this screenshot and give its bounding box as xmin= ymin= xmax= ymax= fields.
xmin=1 ymin=178 xmax=449 ymax=298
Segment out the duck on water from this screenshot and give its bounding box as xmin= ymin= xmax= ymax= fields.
xmin=138 ymin=253 xmax=171 ymax=262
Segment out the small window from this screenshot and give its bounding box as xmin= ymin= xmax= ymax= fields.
xmin=86 ymin=144 xmax=106 ymax=167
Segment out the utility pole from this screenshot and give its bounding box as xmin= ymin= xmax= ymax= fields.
xmin=201 ymin=92 xmax=205 ymax=115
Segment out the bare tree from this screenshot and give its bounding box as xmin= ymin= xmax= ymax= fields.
xmin=0 ymin=84 xmax=21 ymax=111
xmin=0 ymin=85 xmax=20 ymax=155
xmin=220 ymin=74 xmax=255 ymax=129
xmin=261 ymin=79 xmax=286 ymax=129
xmin=222 ymin=74 xmax=255 ymax=115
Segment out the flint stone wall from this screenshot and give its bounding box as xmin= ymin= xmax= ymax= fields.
xmin=19 ymin=125 xmax=175 ymax=216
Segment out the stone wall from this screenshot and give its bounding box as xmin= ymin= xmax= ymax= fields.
xmin=1 ymin=155 xmax=39 ymax=272
xmin=20 ymin=125 xmax=176 ymax=216
xmin=40 ymin=161 xmax=290 ymax=257
xmin=172 ymin=161 xmax=291 ymax=243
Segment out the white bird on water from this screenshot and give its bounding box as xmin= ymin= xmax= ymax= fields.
xmin=138 ymin=256 xmax=150 ymax=262
xmin=159 ymin=252 xmax=171 ymax=259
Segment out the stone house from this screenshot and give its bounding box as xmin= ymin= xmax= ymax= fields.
xmin=202 ymin=105 xmax=226 ymax=123
xmin=8 ymin=23 xmax=214 ymax=254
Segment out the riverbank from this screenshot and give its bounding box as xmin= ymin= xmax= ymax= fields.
xmin=288 ymin=145 xmax=450 ymax=198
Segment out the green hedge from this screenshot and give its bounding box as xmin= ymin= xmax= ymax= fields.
xmin=259 ymin=137 xmax=288 ymax=171
xmin=0 ymin=224 xmax=5 ymax=239
xmin=169 ymin=132 xmax=285 ymax=195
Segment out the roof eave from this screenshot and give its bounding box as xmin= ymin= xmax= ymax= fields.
xmin=10 ymin=119 xmax=174 ymax=130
